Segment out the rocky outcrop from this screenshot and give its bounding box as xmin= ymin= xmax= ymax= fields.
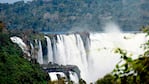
xmin=42 ymin=62 xmax=80 ymax=80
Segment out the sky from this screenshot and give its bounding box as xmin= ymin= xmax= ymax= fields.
xmin=0 ymin=0 xmax=33 ymax=4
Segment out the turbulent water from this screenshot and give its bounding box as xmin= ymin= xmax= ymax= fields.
xmin=86 ymin=32 xmax=147 ymax=82
xmin=42 ymin=32 xmax=147 ymax=83
xmin=10 ymin=31 xmax=148 ymax=83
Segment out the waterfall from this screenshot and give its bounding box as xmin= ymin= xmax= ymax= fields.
xmin=11 ymin=32 xmax=148 ymax=83
xmin=48 ymin=72 xmax=67 ymax=81
xmin=75 ymin=34 xmax=88 ymax=68
xmin=10 ymin=36 xmax=31 ymax=59
xmin=55 ymin=34 xmax=88 ymax=80
xmin=37 ymin=40 xmax=43 ymax=64
xmin=44 ymin=36 xmax=53 ymax=63
xmin=30 ymin=42 xmax=35 ymax=60
xmin=44 ymin=32 xmax=147 ymax=83
xmin=55 ymin=35 xmax=67 ymax=65
xmin=69 ymin=71 xmax=79 ymax=84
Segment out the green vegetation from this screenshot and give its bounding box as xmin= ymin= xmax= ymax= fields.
xmin=0 ymin=23 xmax=47 ymax=84
xmin=0 ymin=0 xmax=148 ymax=32
xmin=96 ymin=74 xmax=115 ymax=84
xmin=96 ymin=26 xmax=149 ymax=84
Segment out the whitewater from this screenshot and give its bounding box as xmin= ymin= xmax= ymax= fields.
xmin=43 ymin=32 xmax=146 ymax=83
xmin=10 ymin=23 xmax=148 ymax=83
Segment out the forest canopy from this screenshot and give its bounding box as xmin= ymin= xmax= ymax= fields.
xmin=0 ymin=0 xmax=149 ymax=32
xmin=0 ymin=22 xmax=47 ymax=84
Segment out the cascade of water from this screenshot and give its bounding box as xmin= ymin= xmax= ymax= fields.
xmin=30 ymin=42 xmax=35 ymax=59
xmin=10 ymin=36 xmax=30 ymax=57
xmin=55 ymin=35 xmax=67 ymax=65
xmin=37 ymin=40 xmax=43 ymax=64
xmin=69 ymin=71 xmax=79 ymax=84
xmin=75 ymin=34 xmax=88 ymax=67
xmin=45 ymin=32 xmax=147 ymax=83
xmin=52 ymin=37 xmax=57 ymax=63
xmin=60 ymin=34 xmax=88 ymax=80
xmin=44 ymin=36 xmax=53 ymax=63
xmin=11 ymin=32 xmax=147 ymax=83
xmin=75 ymin=34 xmax=88 ymax=80
xmin=48 ymin=72 xmax=67 ymax=81
xmin=45 ymin=34 xmax=88 ymax=81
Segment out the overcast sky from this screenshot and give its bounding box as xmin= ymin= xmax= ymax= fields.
xmin=0 ymin=0 xmax=33 ymax=4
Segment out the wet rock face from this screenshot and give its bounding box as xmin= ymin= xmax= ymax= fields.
xmin=10 ymin=36 xmax=31 ymax=59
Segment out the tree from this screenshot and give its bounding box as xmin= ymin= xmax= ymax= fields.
xmin=0 ymin=21 xmax=5 ymax=32
xmin=0 ymin=29 xmax=47 ymax=84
